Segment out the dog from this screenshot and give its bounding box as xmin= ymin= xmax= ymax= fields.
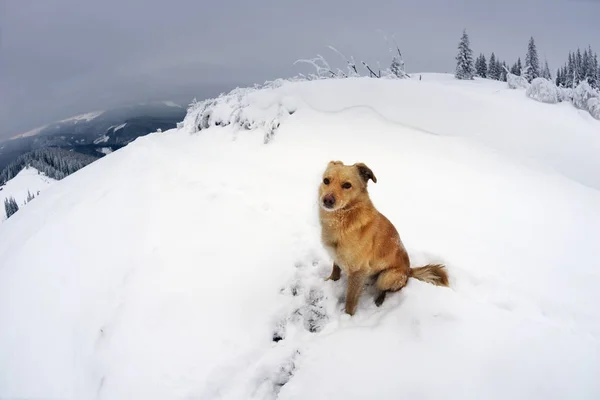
xmin=318 ymin=160 xmax=449 ymax=315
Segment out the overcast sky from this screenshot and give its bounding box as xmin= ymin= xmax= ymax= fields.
xmin=1 ymin=0 xmax=599 ymax=140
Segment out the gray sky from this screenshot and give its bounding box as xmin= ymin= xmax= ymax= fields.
xmin=1 ymin=0 xmax=599 ymax=140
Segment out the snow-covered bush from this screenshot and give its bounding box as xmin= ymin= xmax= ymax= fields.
xmin=525 ymin=78 xmax=559 ymax=104
xmin=558 ymin=87 xmax=573 ymax=103
xmin=183 ymin=79 xmax=298 ymax=144
xmin=506 ymin=71 xmax=529 ymax=89
xmin=587 ymin=97 xmax=600 ymax=120
xmin=572 ymin=81 xmax=599 ymax=110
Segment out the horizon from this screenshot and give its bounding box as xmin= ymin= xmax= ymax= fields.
xmin=1 ymin=0 xmax=599 ymax=140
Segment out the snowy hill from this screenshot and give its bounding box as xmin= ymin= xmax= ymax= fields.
xmin=0 ymin=74 xmax=599 ymax=400
xmin=0 ymin=167 xmax=56 ymax=221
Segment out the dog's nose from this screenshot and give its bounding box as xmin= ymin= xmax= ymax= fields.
xmin=323 ymin=193 xmax=335 ymax=208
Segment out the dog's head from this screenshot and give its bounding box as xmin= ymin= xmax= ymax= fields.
xmin=318 ymin=160 xmax=377 ymax=212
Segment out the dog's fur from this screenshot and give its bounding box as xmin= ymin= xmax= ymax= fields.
xmin=318 ymin=160 xmax=449 ymax=315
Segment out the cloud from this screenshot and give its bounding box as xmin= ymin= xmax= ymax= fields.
xmin=1 ymin=0 xmax=599 ymax=139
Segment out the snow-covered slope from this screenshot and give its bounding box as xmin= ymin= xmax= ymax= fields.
xmin=0 ymin=74 xmax=599 ymax=400
xmin=0 ymin=167 xmax=56 ymax=221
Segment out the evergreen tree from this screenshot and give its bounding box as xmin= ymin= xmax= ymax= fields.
xmin=541 ymin=59 xmax=552 ymax=80
xmin=488 ymin=52 xmax=498 ymax=80
xmin=575 ymin=48 xmax=583 ymax=85
xmin=556 ymin=68 xmax=562 ymax=87
xmin=4 ymin=196 xmax=19 ymax=219
xmin=26 ymin=190 xmax=35 ymax=203
xmin=455 ymin=29 xmax=475 ymax=80
xmin=510 ymin=62 xmax=519 ymax=75
xmin=0 ymin=148 xmax=98 ymax=185
xmin=582 ymin=48 xmax=591 ymax=82
xmin=524 ymin=37 xmax=540 ymax=82
xmin=567 ymin=53 xmax=575 ymax=87
xmin=517 ymin=57 xmax=523 ymax=75
xmin=475 ymin=53 xmax=487 ymax=78
xmin=593 ymin=52 xmax=599 ymax=89
xmin=496 ymin=59 xmax=502 ymax=80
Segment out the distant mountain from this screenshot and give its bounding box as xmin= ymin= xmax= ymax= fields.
xmin=0 ymin=101 xmax=186 ymax=171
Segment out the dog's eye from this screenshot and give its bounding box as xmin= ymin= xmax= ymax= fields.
xmin=342 ymin=182 xmax=352 ymax=189
xmin=323 ymin=178 xmax=330 ymax=185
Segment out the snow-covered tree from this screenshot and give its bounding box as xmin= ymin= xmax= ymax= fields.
xmin=26 ymin=190 xmax=35 ymax=203
xmin=455 ymin=29 xmax=475 ymax=80
xmin=488 ymin=52 xmax=498 ymax=80
xmin=556 ymin=68 xmax=563 ymax=87
xmin=517 ymin=57 xmax=523 ymax=75
xmin=510 ymin=62 xmax=519 ymax=75
xmin=541 ymin=59 xmax=552 ymax=80
xmin=475 ymin=53 xmax=487 ymax=78
xmin=4 ymin=196 xmax=19 ymax=218
xmin=524 ymin=37 xmax=540 ymax=82
xmin=566 ymin=53 xmax=575 ymax=88
xmin=592 ymin=52 xmax=599 ymax=89
xmin=526 ymin=77 xmax=559 ymax=104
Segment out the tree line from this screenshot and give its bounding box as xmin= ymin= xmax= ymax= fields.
xmin=455 ymin=29 xmax=600 ymax=91
xmin=0 ymin=147 xmax=98 ymax=185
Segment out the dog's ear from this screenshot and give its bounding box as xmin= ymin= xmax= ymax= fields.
xmin=355 ymin=162 xmax=377 ymax=184
xmin=328 ymin=160 xmax=344 ymax=166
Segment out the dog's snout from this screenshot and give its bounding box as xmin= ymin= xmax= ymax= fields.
xmin=323 ymin=193 xmax=336 ymax=208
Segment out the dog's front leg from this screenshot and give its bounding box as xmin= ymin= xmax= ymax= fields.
xmin=345 ymin=272 xmax=365 ymax=315
xmin=326 ymin=263 xmax=341 ymax=281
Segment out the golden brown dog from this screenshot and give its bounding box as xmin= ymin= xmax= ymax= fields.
xmin=318 ymin=160 xmax=449 ymax=315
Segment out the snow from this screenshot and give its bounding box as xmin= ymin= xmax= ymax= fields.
xmin=0 ymin=74 xmax=599 ymax=400
xmin=97 ymin=147 xmax=113 ymax=155
xmin=113 ymin=123 xmax=127 ymax=132
xmin=526 ymin=77 xmax=559 ymax=104
xmin=9 ymin=125 xmax=48 ymax=140
xmin=163 ymin=100 xmax=183 ymax=108
xmin=94 ymin=135 xmax=110 ymax=144
xmin=58 ymin=110 xmax=104 ymax=123
xmin=0 ymin=167 xmax=56 ymax=221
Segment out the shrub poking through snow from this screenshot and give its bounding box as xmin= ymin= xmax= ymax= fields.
xmin=526 ymin=78 xmax=559 ymax=104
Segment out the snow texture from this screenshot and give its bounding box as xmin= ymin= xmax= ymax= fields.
xmin=1 ymin=74 xmax=600 ymax=400
xmin=526 ymin=78 xmax=559 ymax=104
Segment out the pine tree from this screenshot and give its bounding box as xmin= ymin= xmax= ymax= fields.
xmin=488 ymin=52 xmax=497 ymax=80
xmin=524 ymin=37 xmax=540 ymax=82
xmin=541 ymin=59 xmax=552 ymax=80
xmin=567 ymin=53 xmax=575 ymax=87
xmin=510 ymin=62 xmax=519 ymax=75
xmin=556 ymin=68 xmax=562 ymax=87
xmin=582 ymin=48 xmax=591 ymax=82
xmin=475 ymin=53 xmax=487 ymax=78
xmin=26 ymin=190 xmax=35 ymax=203
xmin=593 ymin=52 xmax=599 ymax=89
xmin=4 ymin=196 xmax=19 ymax=218
xmin=517 ymin=57 xmax=523 ymax=75
xmin=575 ymin=48 xmax=583 ymax=85
xmin=455 ymin=29 xmax=475 ymax=80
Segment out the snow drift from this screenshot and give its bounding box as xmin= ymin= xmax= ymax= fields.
xmin=1 ymin=74 xmax=600 ymax=400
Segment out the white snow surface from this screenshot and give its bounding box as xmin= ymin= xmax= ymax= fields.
xmin=0 ymin=167 xmax=56 ymax=221
xmin=58 ymin=110 xmax=104 ymax=123
xmin=93 ymin=135 xmax=110 ymax=144
xmin=1 ymin=74 xmax=600 ymax=400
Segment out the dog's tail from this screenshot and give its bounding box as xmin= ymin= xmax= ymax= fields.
xmin=409 ymin=264 xmax=449 ymax=287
